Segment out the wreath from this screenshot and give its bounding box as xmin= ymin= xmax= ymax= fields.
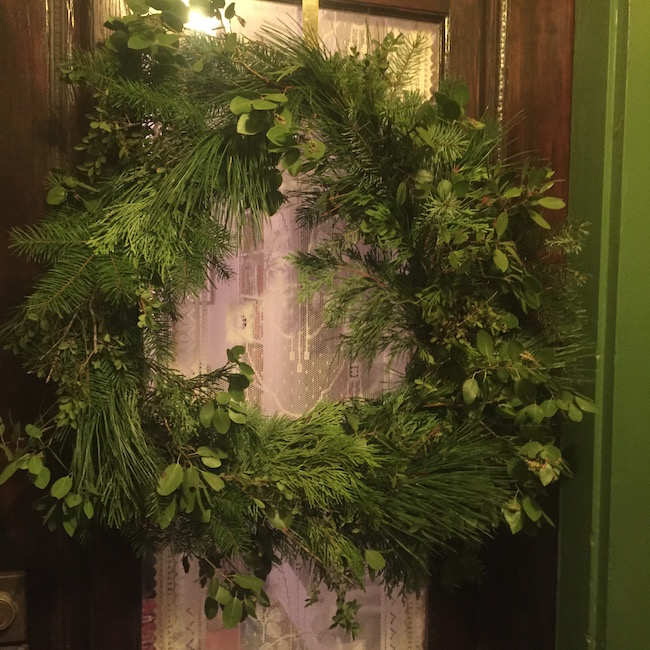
xmin=0 ymin=0 xmax=592 ymax=634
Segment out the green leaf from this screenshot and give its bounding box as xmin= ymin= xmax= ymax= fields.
xmin=216 ymin=391 xmax=231 ymax=405
xmin=282 ymin=148 xmax=302 ymax=175
xmin=493 ymin=248 xmax=509 ymax=272
xmin=502 ymin=186 xmax=522 ymax=199
xmin=161 ymin=9 xmax=187 ymax=31
xmin=223 ymin=32 xmax=237 ymax=52
xmin=522 ymin=496 xmax=543 ymax=522
xmin=539 ymin=464 xmax=556 ymax=486
xmin=127 ymin=31 xmax=156 ymax=50
xmin=157 ymin=463 xmax=184 ymax=496
xmin=34 ymin=466 xmax=51 ymax=489
xmin=64 ymin=492 xmax=83 ymax=508
xmin=237 ymin=112 xmax=265 ymax=135
xmin=268 ymin=508 xmax=293 ymax=530
xmin=568 ymin=402 xmax=584 ymax=422
xmin=62 ymin=517 xmax=78 ymax=537
xmin=212 ymin=408 xmax=231 ymax=434
xmin=158 ymin=497 xmax=177 ymax=530
xmin=222 ymin=597 xmax=243 ymax=629
xmin=25 ymin=424 xmax=43 ymax=439
xmin=264 ymin=93 xmax=288 ymax=104
xmin=527 ymin=403 xmax=544 ymax=424
xmin=230 ymin=96 xmax=253 ymax=115
xmin=155 ymin=32 xmax=180 ymax=47
xmin=344 ymin=411 xmax=360 ymax=432
xmin=538 ymin=196 xmax=565 ymax=210
xmin=0 ymin=460 xmax=20 ymax=485
xmin=495 ymin=211 xmax=509 ymax=236
xmin=27 ymin=455 xmax=43 ymax=475
xmin=201 ymin=456 xmax=222 ymax=469
xmin=238 ymin=362 xmax=254 ymax=378
xmin=503 ymin=507 xmax=523 ymax=534
xmin=452 ymin=82 xmax=470 ymax=108
xmin=215 ymin=583 xmax=233 ymax=605
xmin=364 ymin=549 xmax=386 ymax=571
xmin=204 ymin=597 xmax=219 ymax=620
xmin=462 ymin=377 xmax=480 ymax=405
xmin=540 ymin=444 xmax=562 ymax=464
xmin=46 ymin=186 xmax=67 ymax=205
xmin=201 ymin=471 xmax=225 ymax=492
xmin=476 ymin=330 xmax=494 ymax=357
xmin=199 ymin=401 xmax=215 ymax=428
xmin=234 ymin=574 xmax=264 ymax=594
xmin=83 ymin=500 xmax=95 ymax=519
xmin=540 ymin=399 xmax=558 ymax=418
xmin=441 ymin=98 xmax=461 ymax=121
xmin=197 ymin=446 xmax=220 ymax=458
xmin=51 ymin=475 xmax=73 ymax=499
xmin=266 ymin=124 xmax=292 ymax=146
xmin=528 ymin=209 xmax=551 ymax=229
xmin=574 ymin=395 xmax=596 ymax=413
xmin=519 ymin=440 xmax=544 ymax=458
xmin=229 ymin=373 xmax=250 ymax=391
xmin=252 ymin=99 xmax=278 ymax=111
xmin=224 ymin=2 xmax=236 ymax=19
xmin=396 ymin=182 xmax=407 ymax=207
xmin=448 ymin=250 xmax=462 ymax=269
xmin=126 ymin=0 xmax=151 ymax=13
xmin=228 ymin=409 xmax=246 ymax=424
xmin=303 ymin=138 xmax=326 ymax=161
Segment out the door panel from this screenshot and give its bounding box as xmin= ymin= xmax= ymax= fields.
xmin=0 ymin=0 xmax=574 ymax=648
xmin=0 ymin=1 xmax=141 ymax=649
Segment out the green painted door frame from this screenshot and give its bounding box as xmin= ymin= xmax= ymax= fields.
xmin=557 ymin=0 xmax=650 ymax=648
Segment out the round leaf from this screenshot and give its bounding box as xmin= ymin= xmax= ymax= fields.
xmin=462 ymin=378 xmax=480 ymax=405
xmin=46 ymin=186 xmax=67 ymax=206
xmin=364 ymin=549 xmax=386 ymax=571
xmin=157 ymin=463 xmax=184 ymax=496
xmin=230 ymin=96 xmax=253 ymax=115
xmin=199 ymin=401 xmax=215 ymax=428
xmin=34 ymin=466 xmax=51 ymax=489
xmin=201 ymin=471 xmax=225 ymax=492
xmin=212 ymin=408 xmax=231 ymax=434
xmin=51 ymin=475 xmax=73 ymax=500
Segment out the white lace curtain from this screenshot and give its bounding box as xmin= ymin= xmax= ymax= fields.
xmin=144 ymin=4 xmax=442 ymax=648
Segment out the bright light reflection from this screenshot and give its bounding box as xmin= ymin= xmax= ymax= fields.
xmin=182 ymin=0 xmax=227 ymax=34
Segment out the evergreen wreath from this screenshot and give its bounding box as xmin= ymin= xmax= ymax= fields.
xmin=0 ymin=0 xmax=592 ymax=634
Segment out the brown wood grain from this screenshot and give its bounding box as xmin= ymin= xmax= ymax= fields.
xmin=0 ymin=1 xmax=142 ymax=648
xmin=448 ymin=0 xmax=501 ymax=117
xmin=503 ymin=0 xmax=574 ymax=222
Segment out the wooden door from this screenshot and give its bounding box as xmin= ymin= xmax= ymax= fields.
xmin=0 ymin=1 xmax=142 ymax=649
xmin=0 ymin=1 xmax=573 ymax=648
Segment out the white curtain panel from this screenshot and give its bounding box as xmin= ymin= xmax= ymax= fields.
xmin=149 ymin=4 xmax=441 ymax=648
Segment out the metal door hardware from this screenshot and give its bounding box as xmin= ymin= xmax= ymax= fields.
xmin=0 ymin=572 xmax=26 ymax=646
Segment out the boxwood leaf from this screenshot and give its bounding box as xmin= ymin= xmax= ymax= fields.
xmin=364 ymin=549 xmax=386 ymax=571
xmin=201 ymin=471 xmax=225 ymax=492
xmin=462 ymin=377 xmax=479 ymax=405
xmin=157 ymin=463 xmax=183 ymax=496
xmin=199 ymin=401 xmax=215 ymax=428
xmin=51 ymin=475 xmax=73 ymax=499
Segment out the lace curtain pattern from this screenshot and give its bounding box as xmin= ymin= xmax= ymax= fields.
xmin=144 ymin=4 xmax=441 ymax=648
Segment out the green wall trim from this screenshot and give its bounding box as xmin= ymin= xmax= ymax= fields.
xmin=558 ymin=1 xmax=650 ymax=648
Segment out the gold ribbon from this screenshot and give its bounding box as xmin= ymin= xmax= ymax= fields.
xmin=302 ymin=0 xmax=319 ymax=44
